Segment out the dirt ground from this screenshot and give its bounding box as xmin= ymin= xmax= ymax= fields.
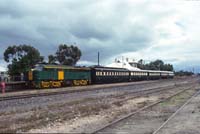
xmin=100 ymin=87 xmax=199 ymax=134
xmin=157 ymin=91 xmax=200 ymax=134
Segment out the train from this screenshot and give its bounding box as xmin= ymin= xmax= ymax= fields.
xmin=25 ymin=64 xmax=174 ymax=89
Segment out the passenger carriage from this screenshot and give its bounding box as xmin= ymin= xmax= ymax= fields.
xmin=91 ymin=67 xmax=130 ymax=84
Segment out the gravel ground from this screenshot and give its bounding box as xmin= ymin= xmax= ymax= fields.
xmin=0 ymin=76 xmax=199 ymax=133
xmin=0 ymin=78 xmax=181 ymax=113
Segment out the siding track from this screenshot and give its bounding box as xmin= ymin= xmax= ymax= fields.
xmin=92 ymin=86 xmax=198 ymax=134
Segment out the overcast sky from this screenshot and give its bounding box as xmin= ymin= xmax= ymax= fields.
xmin=0 ymin=0 xmax=200 ymax=72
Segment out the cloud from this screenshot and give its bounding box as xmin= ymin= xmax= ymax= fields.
xmin=0 ymin=0 xmax=200 ymax=71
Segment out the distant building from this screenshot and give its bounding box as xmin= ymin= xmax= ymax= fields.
xmin=0 ymin=71 xmax=9 ymax=82
xmin=0 ymin=67 xmax=9 ymax=82
xmin=126 ymin=58 xmax=139 ymax=68
xmin=106 ymin=57 xmax=141 ymax=71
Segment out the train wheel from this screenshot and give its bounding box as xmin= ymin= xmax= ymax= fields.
xmin=73 ymin=80 xmax=80 ymax=86
xmin=41 ymin=81 xmax=50 ymax=88
xmin=51 ymin=81 xmax=61 ymax=88
xmin=80 ymin=80 xmax=88 ymax=86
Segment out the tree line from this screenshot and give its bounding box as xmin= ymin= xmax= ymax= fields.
xmin=175 ymin=70 xmax=194 ymax=76
xmin=3 ymin=44 xmax=175 ymax=76
xmin=3 ymin=44 xmax=81 ymax=75
xmin=137 ymin=59 xmax=174 ymax=71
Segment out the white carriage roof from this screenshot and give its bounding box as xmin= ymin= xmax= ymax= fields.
xmin=105 ymin=60 xmax=174 ymax=73
xmin=106 ymin=61 xmax=141 ymax=71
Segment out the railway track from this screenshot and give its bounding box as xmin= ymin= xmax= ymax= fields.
xmin=152 ymin=89 xmax=200 ymax=134
xmin=0 ymin=80 xmax=164 ymax=101
xmin=0 ymin=76 xmax=196 ymax=102
xmin=92 ymin=86 xmax=198 ymax=134
xmin=0 ymin=80 xmax=190 ymax=102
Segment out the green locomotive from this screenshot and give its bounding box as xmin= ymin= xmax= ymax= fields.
xmin=27 ymin=64 xmax=91 ymax=88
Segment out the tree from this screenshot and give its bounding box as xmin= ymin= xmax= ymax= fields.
xmin=4 ymin=45 xmax=43 ymax=75
xmin=48 ymin=55 xmax=57 ymax=64
xmin=55 ymin=44 xmax=82 ymax=66
xmin=137 ymin=59 xmax=145 ymax=69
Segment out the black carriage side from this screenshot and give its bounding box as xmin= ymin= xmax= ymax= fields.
xmin=91 ymin=67 xmax=130 ymax=84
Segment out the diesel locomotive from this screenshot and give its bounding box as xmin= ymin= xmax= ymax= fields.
xmin=25 ymin=64 xmax=174 ymax=88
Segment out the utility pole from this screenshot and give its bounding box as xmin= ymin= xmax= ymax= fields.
xmin=98 ymin=52 xmax=100 ymax=66
xmin=122 ymin=56 xmax=124 ymax=68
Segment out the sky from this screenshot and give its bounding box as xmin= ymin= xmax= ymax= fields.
xmin=0 ymin=0 xmax=200 ymax=72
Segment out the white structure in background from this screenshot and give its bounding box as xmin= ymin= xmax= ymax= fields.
xmin=106 ymin=57 xmax=141 ymax=71
xmin=0 ymin=66 xmax=9 ymax=82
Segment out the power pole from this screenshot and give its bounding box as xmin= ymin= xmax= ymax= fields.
xmin=122 ymin=56 xmax=124 ymax=68
xmin=98 ymin=52 xmax=100 ymax=66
